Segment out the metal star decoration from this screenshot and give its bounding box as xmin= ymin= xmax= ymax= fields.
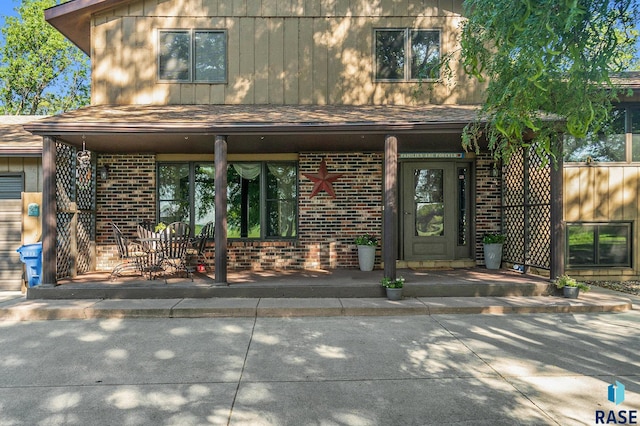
xmin=303 ymin=159 xmax=343 ymax=198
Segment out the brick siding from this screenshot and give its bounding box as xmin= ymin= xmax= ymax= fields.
xmin=95 ymin=154 xmax=156 ymax=271
xmin=474 ymin=152 xmax=503 ymax=265
xmin=95 ymin=151 xmax=501 ymax=271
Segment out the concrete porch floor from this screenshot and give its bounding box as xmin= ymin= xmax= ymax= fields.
xmin=27 ymin=267 xmax=555 ymax=300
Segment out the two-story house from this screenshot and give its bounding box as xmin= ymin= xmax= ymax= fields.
xmin=26 ymin=0 xmax=566 ymax=287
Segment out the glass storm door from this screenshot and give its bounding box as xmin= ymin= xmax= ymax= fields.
xmin=402 ymin=162 xmax=470 ymax=260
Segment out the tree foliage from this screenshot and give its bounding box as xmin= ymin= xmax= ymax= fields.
xmin=460 ymin=0 xmax=639 ymax=164
xmin=0 ymin=0 xmax=90 ymax=115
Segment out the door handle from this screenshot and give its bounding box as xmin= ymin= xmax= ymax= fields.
xmin=404 ymin=211 xmax=412 ymax=215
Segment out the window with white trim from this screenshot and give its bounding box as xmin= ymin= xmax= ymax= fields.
xmin=158 ymin=30 xmax=227 ymax=83
xmin=374 ymin=29 xmax=440 ymax=81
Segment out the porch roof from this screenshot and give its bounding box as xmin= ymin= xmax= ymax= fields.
xmin=24 ymin=104 xmax=483 ymax=154
xmin=0 ymin=116 xmax=47 ymax=156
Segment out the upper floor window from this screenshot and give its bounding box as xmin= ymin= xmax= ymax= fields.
xmin=158 ymin=30 xmax=227 ymax=83
xmin=564 ymin=106 xmax=640 ymax=163
xmin=375 ymin=29 xmax=440 ymax=81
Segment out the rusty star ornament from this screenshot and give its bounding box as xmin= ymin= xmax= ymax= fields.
xmin=303 ymin=159 xmax=343 ymax=198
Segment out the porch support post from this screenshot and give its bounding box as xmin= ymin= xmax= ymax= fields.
xmin=214 ymin=135 xmax=228 ymax=284
xmin=550 ymin=135 xmax=565 ymax=280
xmin=383 ymin=134 xmax=398 ymax=280
xmin=41 ymin=136 xmax=57 ymax=287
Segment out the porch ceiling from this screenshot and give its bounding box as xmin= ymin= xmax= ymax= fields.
xmin=24 ymin=104 xmax=483 ymax=154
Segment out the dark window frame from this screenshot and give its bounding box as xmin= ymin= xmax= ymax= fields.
xmin=374 ymin=28 xmax=441 ymax=82
xmin=158 ymin=29 xmax=227 ymax=83
xmin=564 ymin=105 xmax=640 ymax=164
xmin=566 ymin=221 xmax=632 ymax=268
xmin=156 ymin=161 xmax=298 ymax=241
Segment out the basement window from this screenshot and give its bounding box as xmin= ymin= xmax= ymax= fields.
xmin=566 ymin=222 xmax=631 ymax=267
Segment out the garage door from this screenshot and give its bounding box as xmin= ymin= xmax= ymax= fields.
xmin=0 ymin=175 xmax=24 ymax=291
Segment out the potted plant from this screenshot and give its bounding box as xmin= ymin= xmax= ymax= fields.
xmin=381 ymin=276 xmax=404 ymax=300
xmin=482 ymin=233 xmax=505 ymax=270
xmin=555 ymin=274 xmax=590 ymax=299
xmin=354 ymin=234 xmax=377 ymax=271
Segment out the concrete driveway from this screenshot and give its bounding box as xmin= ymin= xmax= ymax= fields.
xmin=0 ymin=311 xmax=638 ymax=425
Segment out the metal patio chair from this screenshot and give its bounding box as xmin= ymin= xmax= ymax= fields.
xmin=158 ymin=221 xmax=193 ymax=282
xmin=136 ymin=224 xmax=164 ymax=280
xmin=110 ymin=222 xmax=146 ymax=281
xmin=189 ymin=221 xmax=215 ymax=270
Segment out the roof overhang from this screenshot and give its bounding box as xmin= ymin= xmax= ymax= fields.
xmin=24 ymin=104 xmax=483 ymax=154
xmin=45 ymin=0 xmax=132 ymax=55
xmin=0 ymin=116 xmax=48 ymax=156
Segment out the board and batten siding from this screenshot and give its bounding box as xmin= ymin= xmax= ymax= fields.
xmin=91 ymin=0 xmax=483 ymax=106
xmin=564 ymin=165 xmax=639 ymax=279
xmin=0 ymin=159 xmax=42 ymax=290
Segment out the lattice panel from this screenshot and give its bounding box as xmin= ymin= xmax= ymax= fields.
xmin=56 ymin=142 xmax=75 ymax=212
xmin=528 ymin=204 xmax=551 ymax=268
xmin=77 ymin=212 xmax=94 ymax=274
xmin=55 ymin=141 xmax=97 ymax=279
xmin=527 ymin=151 xmax=551 ymax=206
xmin=502 ymin=148 xmax=525 ymax=207
xmin=501 ymin=148 xmax=551 ymax=271
xmin=77 ymin=163 xmax=95 ymax=211
xmin=56 ymin=212 xmax=73 ymax=279
xmin=503 ymin=205 xmax=525 ymax=265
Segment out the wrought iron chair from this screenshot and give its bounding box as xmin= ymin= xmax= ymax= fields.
xmin=158 ymin=221 xmax=193 ymax=282
xmin=190 ymin=221 xmax=215 ymax=270
xmin=136 ymin=224 xmax=164 ymax=280
xmin=110 ymin=222 xmax=146 ymax=281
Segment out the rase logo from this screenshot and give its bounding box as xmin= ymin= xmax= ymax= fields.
xmin=610 ymin=382 xmax=626 ymax=405
xmin=596 ymin=381 xmax=637 ymax=425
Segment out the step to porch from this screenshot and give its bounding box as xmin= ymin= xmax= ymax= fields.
xmin=26 ymin=268 xmax=553 ymax=300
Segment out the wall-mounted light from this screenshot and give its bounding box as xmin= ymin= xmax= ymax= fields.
xmin=99 ymin=165 xmax=109 ymax=180
xmin=490 ymin=161 xmax=500 ymax=178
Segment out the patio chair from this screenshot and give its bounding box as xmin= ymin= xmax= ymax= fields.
xmin=190 ymin=221 xmax=215 ymax=269
xmin=110 ymin=222 xmax=146 ymax=281
xmin=136 ymin=224 xmax=164 ymax=280
xmin=158 ymin=221 xmax=193 ymax=282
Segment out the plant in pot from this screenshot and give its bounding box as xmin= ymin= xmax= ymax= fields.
xmin=482 ymin=233 xmax=506 ymax=270
xmin=354 ymin=234 xmax=377 ymax=271
xmin=381 ymin=276 xmax=404 ymax=300
xmin=555 ymin=274 xmax=590 ymax=299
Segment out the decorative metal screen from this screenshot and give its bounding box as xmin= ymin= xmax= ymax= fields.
xmin=55 ymin=141 xmax=96 ymax=279
xmin=502 ymin=148 xmax=551 ymax=270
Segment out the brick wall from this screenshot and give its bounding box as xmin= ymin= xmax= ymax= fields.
xmin=95 ymin=151 xmax=502 ymax=271
xmin=474 ymin=152 xmax=503 ymax=265
xmin=95 ymin=152 xmax=383 ymax=271
xmin=95 ymin=154 xmax=156 ymax=270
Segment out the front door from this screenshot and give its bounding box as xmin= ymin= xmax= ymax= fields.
xmin=402 ymin=162 xmax=471 ymax=260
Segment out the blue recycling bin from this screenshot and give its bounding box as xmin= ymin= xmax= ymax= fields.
xmin=17 ymin=242 xmax=43 ymax=287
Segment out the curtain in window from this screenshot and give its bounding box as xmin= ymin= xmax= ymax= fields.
xmin=233 ymin=163 xmax=261 ymax=180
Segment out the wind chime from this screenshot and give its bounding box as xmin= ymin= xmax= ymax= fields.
xmin=76 ymin=135 xmax=92 ymax=186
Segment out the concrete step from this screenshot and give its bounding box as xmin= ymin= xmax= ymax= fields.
xmin=0 ymin=288 xmax=633 ymax=321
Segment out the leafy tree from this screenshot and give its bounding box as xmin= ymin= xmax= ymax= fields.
xmin=459 ymin=0 xmax=639 ymax=164
xmin=0 ymin=0 xmax=90 ymax=115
